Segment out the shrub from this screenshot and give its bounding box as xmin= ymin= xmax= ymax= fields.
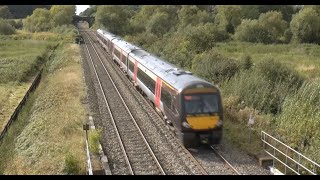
xmin=63 ymin=154 xmax=81 ymax=175
xmin=256 ymin=57 xmax=304 ymax=89
xmin=192 ymin=49 xmax=240 ymax=84
xmin=240 ymin=54 xmax=253 ymax=70
xmin=88 ymin=129 xmax=101 ymax=155
xmin=0 ymin=19 xmax=15 ymax=35
xmin=221 ymin=65 xmax=300 ymax=115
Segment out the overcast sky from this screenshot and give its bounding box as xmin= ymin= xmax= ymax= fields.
xmin=76 ymin=5 xmax=90 ymax=15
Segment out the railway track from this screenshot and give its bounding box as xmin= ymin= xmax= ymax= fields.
xmin=81 ymin=30 xmax=165 ymax=175
xmin=211 ymin=145 xmax=241 ymax=175
xmin=83 ymin=29 xmax=243 ymax=175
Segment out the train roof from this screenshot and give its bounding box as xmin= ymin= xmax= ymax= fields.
xmin=97 ymin=29 xmax=118 ymax=42
xmin=130 ymin=51 xmax=212 ymax=92
xmin=97 ymin=29 xmax=215 ymax=92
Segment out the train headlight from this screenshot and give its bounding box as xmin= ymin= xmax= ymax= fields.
xmin=182 ymin=121 xmax=190 ymax=128
xmin=217 ymin=120 xmax=223 ymax=127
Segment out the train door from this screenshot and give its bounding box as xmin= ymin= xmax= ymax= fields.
xmin=120 ymin=49 xmax=123 ymax=68
xmin=155 ymin=77 xmax=162 ymax=107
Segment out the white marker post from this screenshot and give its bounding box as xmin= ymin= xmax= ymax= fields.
xmin=248 ymin=113 xmax=255 ymax=143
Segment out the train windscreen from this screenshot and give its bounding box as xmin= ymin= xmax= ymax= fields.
xmin=184 ymin=94 xmax=219 ymax=115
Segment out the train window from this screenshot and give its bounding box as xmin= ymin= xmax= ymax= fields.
xmin=161 ymin=85 xmax=171 ymax=109
xmin=137 ymin=68 xmax=155 ymax=94
xmin=114 ymin=48 xmax=120 ymax=59
xmin=122 ymin=54 xmax=126 ymax=64
xmin=129 ymin=59 xmax=134 ymax=72
xmin=184 ymin=94 xmax=219 ymax=114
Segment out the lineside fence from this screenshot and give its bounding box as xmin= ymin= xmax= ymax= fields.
xmin=261 ymin=131 xmax=320 ymax=175
xmin=0 ymin=69 xmax=43 ymax=141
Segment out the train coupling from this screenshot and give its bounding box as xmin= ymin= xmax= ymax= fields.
xmin=199 ymin=135 xmax=209 ymax=144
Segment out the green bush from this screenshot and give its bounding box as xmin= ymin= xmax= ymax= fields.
xmin=256 ymin=57 xmax=304 ymax=89
xmin=63 ymin=154 xmax=81 ymax=175
xmin=0 ymin=19 xmax=15 ymax=35
xmin=240 ymin=54 xmax=253 ymax=70
xmin=221 ymin=64 xmax=301 ymax=115
xmin=89 ymin=129 xmax=101 ymax=155
xmin=192 ymin=49 xmax=240 ymax=84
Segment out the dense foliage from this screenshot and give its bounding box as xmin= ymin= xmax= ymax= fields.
xmin=23 ymin=6 xmax=76 ymax=33
xmin=0 ymin=19 xmax=15 ymax=35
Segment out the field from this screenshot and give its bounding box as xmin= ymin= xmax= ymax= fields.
xmin=215 ymin=42 xmax=320 ymax=79
xmin=0 ymin=43 xmax=87 ymax=174
xmin=0 ymin=39 xmax=51 ymax=131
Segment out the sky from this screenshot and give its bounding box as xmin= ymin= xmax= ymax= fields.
xmin=76 ymin=5 xmax=90 ymax=15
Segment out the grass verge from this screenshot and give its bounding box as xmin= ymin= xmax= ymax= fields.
xmin=0 ymin=43 xmax=88 ymax=174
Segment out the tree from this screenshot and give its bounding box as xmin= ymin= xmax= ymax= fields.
xmin=131 ymin=5 xmax=178 ymax=34
xmin=23 ymin=8 xmax=52 ymax=32
xmin=146 ymin=12 xmax=172 ymax=36
xmin=239 ymin=5 xmax=260 ymax=19
xmin=290 ymin=8 xmax=320 ymax=44
xmin=177 ymin=5 xmax=214 ymax=28
xmin=234 ymin=19 xmax=267 ymax=43
xmin=215 ymin=5 xmax=242 ymax=34
xmin=234 ymin=11 xmax=288 ymax=44
xmin=0 ymin=19 xmax=15 ymax=35
xmin=258 ymin=11 xmax=288 ymax=43
xmin=0 ymin=6 xmax=12 ymax=19
xmin=79 ymin=5 xmax=97 ymax=16
xmin=7 ymin=5 xmax=51 ymax=19
xmin=257 ymin=5 xmax=296 ymax=22
xmin=50 ymin=5 xmax=76 ymax=27
xmin=95 ymin=5 xmax=134 ymax=36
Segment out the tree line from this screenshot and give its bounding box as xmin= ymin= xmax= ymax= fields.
xmin=0 ymin=5 xmax=76 ymax=35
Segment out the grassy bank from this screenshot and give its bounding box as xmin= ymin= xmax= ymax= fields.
xmin=0 ymin=39 xmax=53 ymax=131
xmin=0 ymin=43 xmax=88 ymax=174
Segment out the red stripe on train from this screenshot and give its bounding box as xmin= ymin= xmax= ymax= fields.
xmin=155 ymin=77 xmax=162 ymax=107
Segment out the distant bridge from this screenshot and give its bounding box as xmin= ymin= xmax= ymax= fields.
xmin=72 ymin=15 xmax=95 ymax=27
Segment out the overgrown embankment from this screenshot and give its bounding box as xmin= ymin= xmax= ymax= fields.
xmin=0 ymin=43 xmax=88 ymax=174
xmin=0 ymin=40 xmax=54 ymax=131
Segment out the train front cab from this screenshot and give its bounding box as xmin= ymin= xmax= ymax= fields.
xmin=178 ymin=84 xmax=223 ymax=148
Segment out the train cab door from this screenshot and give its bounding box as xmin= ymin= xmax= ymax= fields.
xmin=155 ymin=77 xmax=162 ymax=108
xmin=133 ymin=60 xmax=138 ymax=82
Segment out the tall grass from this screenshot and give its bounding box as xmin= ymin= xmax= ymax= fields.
xmin=275 ymin=80 xmax=320 ymax=163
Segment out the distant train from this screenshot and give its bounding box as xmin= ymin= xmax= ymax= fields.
xmin=96 ymin=29 xmax=223 ymax=148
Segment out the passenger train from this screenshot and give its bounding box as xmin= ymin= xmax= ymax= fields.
xmin=96 ymin=29 xmax=223 ymax=148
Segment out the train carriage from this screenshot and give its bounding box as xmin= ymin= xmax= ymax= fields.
xmin=97 ymin=29 xmax=223 ymax=148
